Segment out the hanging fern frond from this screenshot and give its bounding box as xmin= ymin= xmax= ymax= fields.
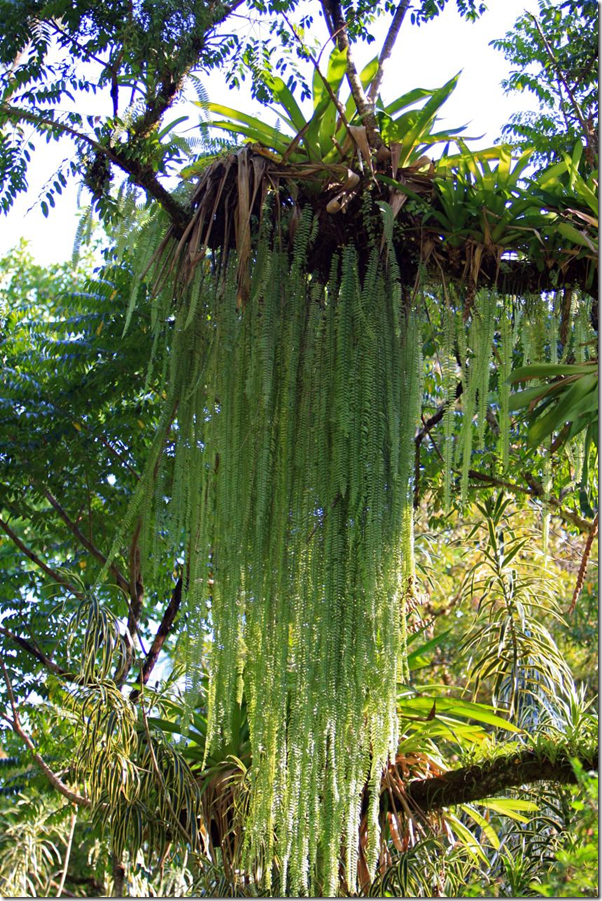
xmin=101 ymin=212 xmax=427 ymax=896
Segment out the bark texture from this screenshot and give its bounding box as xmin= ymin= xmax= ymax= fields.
xmin=406 ymin=749 xmax=598 ymax=814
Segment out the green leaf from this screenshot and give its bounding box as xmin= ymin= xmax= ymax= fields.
xmin=147 ymin=717 xmax=182 ymax=734
xmin=508 ymin=383 xmax=564 ymax=411
xmin=528 ymin=372 xmax=598 ymax=445
xmin=479 ymin=797 xmax=538 ymax=822
xmin=399 ymin=696 xmax=521 ymax=732
xmin=556 ymin=221 xmax=597 ymax=252
xmin=406 ymin=630 xmax=451 ymax=667
xmin=460 ymin=804 xmax=501 ymax=849
xmin=383 ymin=86 xmax=435 ymax=117
xmin=501 ymin=537 xmax=530 ymax=568
xmin=265 ymin=76 xmax=307 ymax=134
xmin=377 ymin=201 xmax=394 ymax=244
xmin=376 ymin=174 xmax=427 ymax=205
xmin=307 ymin=48 xmax=348 ymax=156
xmin=445 ymin=813 xmax=490 ymax=864
xmin=508 ymin=363 xmax=596 ymax=383
xmin=312 ymin=47 xmax=347 ymax=111
xmin=394 ymin=72 xmax=461 ymax=167
xmin=158 ymin=115 xmax=189 ymax=139
xmin=203 ymin=103 xmax=292 ymax=153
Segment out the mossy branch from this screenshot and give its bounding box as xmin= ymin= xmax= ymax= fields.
xmin=406 ymin=748 xmax=598 ymax=814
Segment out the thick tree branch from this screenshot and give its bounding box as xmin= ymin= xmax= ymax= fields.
xmin=367 ymin=1 xmax=411 ymax=102
xmin=41 ymin=489 xmax=129 ymax=595
xmin=130 ymin=577 xmax=182 ymax=702
xmin=111 ymin=855 xmax=125 ymax=899
xmin=0 ymin=515 xmax=82 ymax=596
xmin=406 ymin=748 xmax=598 ymax=814
xmin=0 ymin=659 xmax=92 ymax=808
xmin=115 ymin=519 xmax=146 ymax=688
xmin=125 ymin=0 xmax=245 ymax=142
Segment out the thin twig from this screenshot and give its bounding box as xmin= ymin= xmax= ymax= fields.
xmin=41 ymin=488 xmax=129 ymax=595
xmin=0 ymin=625 xmax=67 ymax=677
xmin=527 ymin=13 xmax=596 ymax=161
xmin=280 ymin=10 xmax=351 ymax=133
xmin=0 ymin=104 xmax=190 ymax=232
xmin=306 ymin=494 xmax=342 ymax=542
xmin=320 ymin=0 xmax=382 ymax=148
xmin=56 ymin=810 xmax=77 ymax=898
xmin=0 ymin=516 xmax=82 ymax=596
xmin=469 ymin=469 xmax=595 ymax=534
xmin=420 ymin=414 xmax=446 ymax=465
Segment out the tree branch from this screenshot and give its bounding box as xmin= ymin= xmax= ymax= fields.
xmin=406 ymin=747 xmax=598 ymax=814
xmin=41 ymin=488 xmax=129 ymax=595
xmin=412 ymin=395 xmax=595 ymax=533
xmin=115 ymin=519 xmax=146 ymax=688
xmin=0 ymin=659 xmax=92 ymax=808
xmin=0 ymin=624 xmax=68 ymax=678
xmin=111 ymin=855 xmax=125 ymax=899
xmin=280 ymin=9 xmax=351 ymax=139
xmin=130 ymin=578 xmax=182 ymax=702
xmin=568 ymin=511 xmax=598 ymax=613
xmin=56 ymin=809 xmax=77 ymax=899
xmin=367 ymin=1 xmax=411 ymax=102
xmin=415 ymin=383 xmax=464 ymax=446
xmin=1 ymin=104 xmax=190 ymax=233
xmin=0 ymin=624 xmax=104 ymax=686
xmin=414 ymin=383 xmax=463 ymax=507
xmin=468 ymin=469 xmax=595 ymax=534
xmin=320 ymin=0 xmax=382 ymax=148
xmin=0 ymin=515 xmax=82 ymax=596
xmin=527 ymin=13 xmax=597 ymax=163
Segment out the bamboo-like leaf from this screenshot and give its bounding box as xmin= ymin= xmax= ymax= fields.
xmin=445 ymin=813 xmax=489 ymax=865
xmin=479 ymin=797 xmax=538 ymax=822
xmin=202 ymin=104 xmax=292 ymax=153
xmin=459 ymin=804 xmax=501 ymax=849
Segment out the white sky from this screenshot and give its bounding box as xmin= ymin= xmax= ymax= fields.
xmin=0 ymin=0 xmax=540 ymax=266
